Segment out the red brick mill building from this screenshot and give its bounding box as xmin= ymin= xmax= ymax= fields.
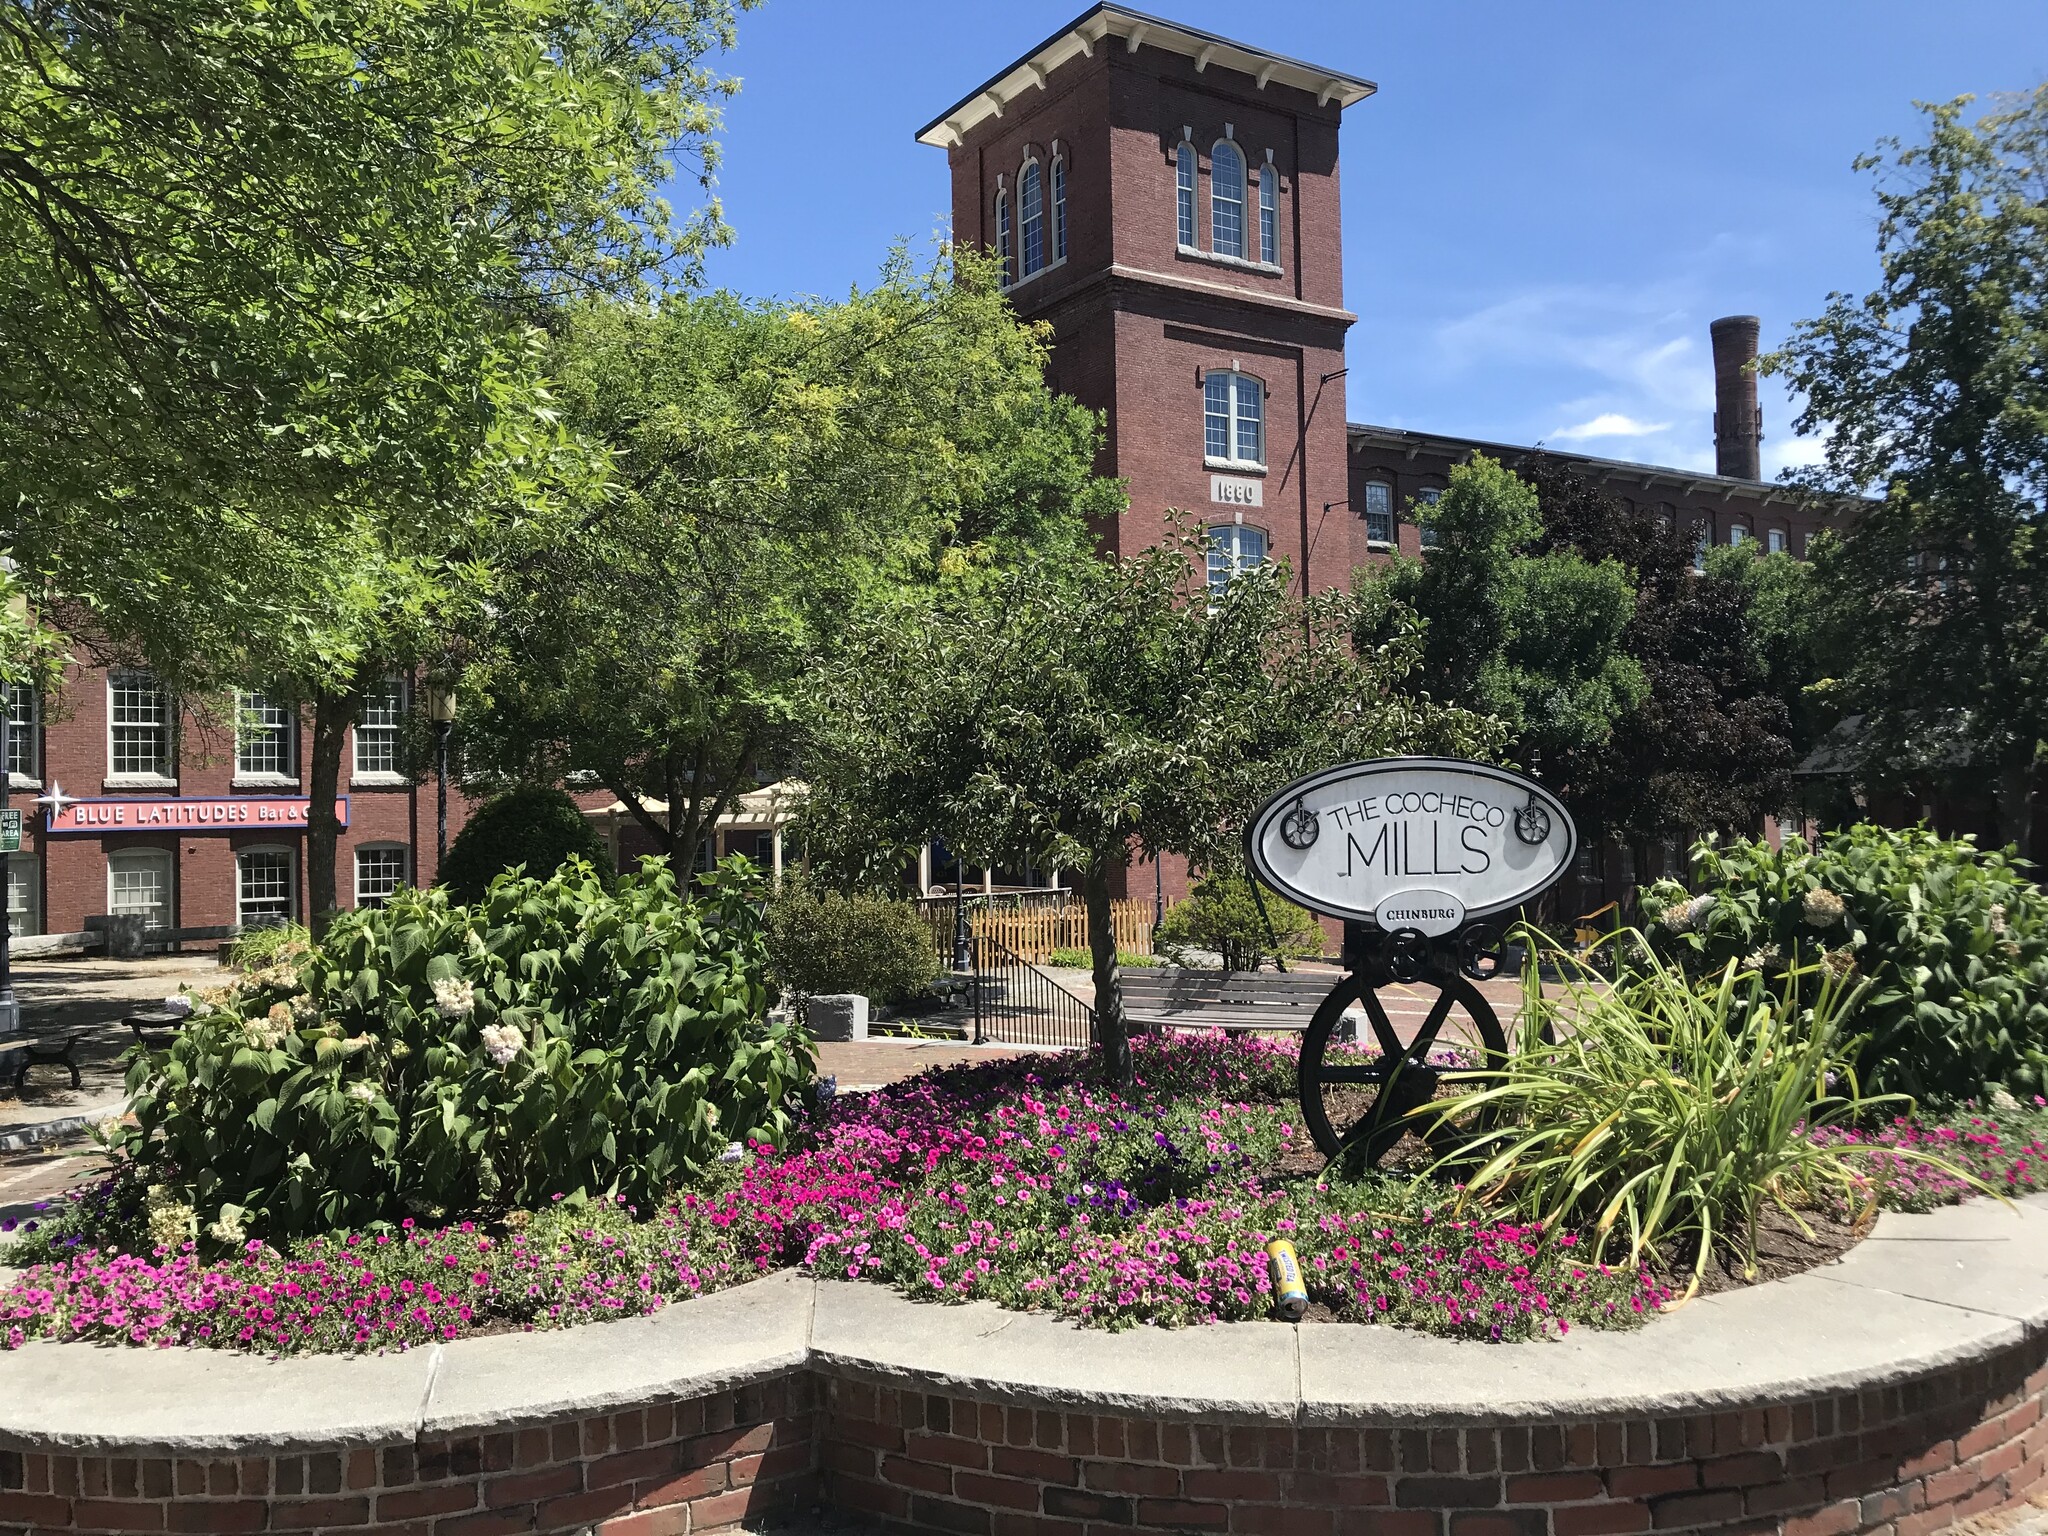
xmin=5 ymin=5 xmax=1852 ymax=947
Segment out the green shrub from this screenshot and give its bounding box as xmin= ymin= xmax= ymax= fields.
xmin=225 ymin=921 xmax=311 ymax=973
xmin=1154 ymin=875 xmax=1324 ymax=971
xmin=1640 ymin=825 xmax=2048 ymax=1106
xmin=1048 ymin=947 xmax=1159 ymax=969
xmin=1431 ymin=933 xmax=1957 ymax=1288
xmin=117 ymin=857 xmax=813 ymax=1242
xmin=765 ymin=881 xmax=939 ymax=1004
xmin=441 ymin=784 xmax=614 ymax=904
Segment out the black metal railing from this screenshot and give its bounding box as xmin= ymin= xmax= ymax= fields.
xmin=970 ymin=933 xmax=1095 ymax=1050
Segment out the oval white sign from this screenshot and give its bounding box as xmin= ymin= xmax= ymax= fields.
xmin=1246 ymin=758 xmax=1576 ymax=927
xmin=1374 ymin=889 xmax=1466 ymax=937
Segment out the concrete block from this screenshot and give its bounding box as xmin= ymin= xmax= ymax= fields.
xmin=807 ymin=994 xmax=869 ymax=1042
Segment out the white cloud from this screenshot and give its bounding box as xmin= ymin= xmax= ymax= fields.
xmin=1551 ymin=412 xmax=1673 ymax=442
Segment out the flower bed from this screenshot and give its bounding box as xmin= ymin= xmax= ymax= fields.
xmin=7 ymin=1034 xmax=2046 ymax=1357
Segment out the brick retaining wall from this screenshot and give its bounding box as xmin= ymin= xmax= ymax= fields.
xmin=819 ymin=1337 xmax=2048 ymax=1536
xmin=0 ymin=1375 xmax=816 ymax=1536
xmin=9 ymin=1339 xmax=2046 ymax=1536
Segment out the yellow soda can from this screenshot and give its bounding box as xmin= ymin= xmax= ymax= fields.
xmin=1265 ymin=1238 xmax=1308 ymax=1320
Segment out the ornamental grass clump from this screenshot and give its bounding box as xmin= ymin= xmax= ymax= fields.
xmin=1429 ymin=932 xmax=1971 ymax=1290
xmin=113 ymin=856 xmax=813 ymax=1244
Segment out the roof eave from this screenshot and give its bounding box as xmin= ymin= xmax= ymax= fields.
xmin=915 ymin=3 xmax=1375 ymax=150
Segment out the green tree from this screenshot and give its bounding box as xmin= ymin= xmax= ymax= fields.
xmin=1520 ymin=463 xmax=1798 ymax=876
xmin=1763 ymin=85 xmax=2048 ymax=850
xmin=1355 ymin=454 xmax=1647 ymax=776
xmin=801 ymin=529 xmax=1499 ymax=1084
xmin=3 ymin=0 xmax=754 ymax=925
xmin=463 ymin=250 xmax=1119 ymax=876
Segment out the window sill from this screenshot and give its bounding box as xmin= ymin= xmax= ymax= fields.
xmin=9 ymin=773 xmax=41 ymax=793
xmin=1001 ymin=255 xmax=1068 ymax=296
xmin=1204 ymin=458 xmax=1267 ymax=476
xmin=350 ymin=772 xmax=410 ymax=790
xmin=233 ymin=774 xmax=301 ymax=791
xmin=1366 ymin=540 xmax=1395 ymax=553
xmin=103 ymin=774 xmax=178 ymax=792
xmin=1176 ymin=244 xmax=1282 ymax=276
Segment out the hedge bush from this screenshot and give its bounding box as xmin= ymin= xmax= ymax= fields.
xmin=1154 ymin=874 xmax=1324 ymax=971
xmin=1640 ymin=824 xmax=2048 ymax=1106
xmin=764 ymin=881 xmax=939 ymax=1004
xmin=440 ymin=784 xmax=613 ymax=904
xmin=118 ymin=857 xmax=812 ymax=1243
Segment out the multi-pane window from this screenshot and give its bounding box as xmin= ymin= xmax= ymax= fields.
xmin=108 ymin=850 xmax=172 ymax=933
xmin=6 ymin=683 xmax=35 ymax=780
xmin=1203 ymin=370 xmax=1263 ymax=466
xmin=1019 ymin=160 xmax=1045 ymax=279
xmin=1175 ymin=142 xmax=1196 ymax=247
xmin=355 ymin=846 xmax=409 ymax=909
xmin=8 ymin=857 xmax=38 ymax=938
xmin=238 ymin=849 xmax=294 ymax=928
xmin=1729 ymin=526 xmax=1747 ymax=547
xmin=1418 ymin=487 xmax=1443 ymax=550
xmin=1205 ymin=524 xmax=1267 ymax=596
xmin=354 ymin=678 xmax=403 ymax=775
xmin=1692 ymin=525 xmax=1710 ymax=572
xmin=1363 ymin=481 xmax=1394 ymax=544
xmin=1768 ymin=529 xmax=1787 ymax=554
xmin=109 ymin=670 xmax=171 ymax=778
xmin=235 ymin=691 xmax=294 ymax=777
xmin=1211 ymin=140 xmax=1246 ymax=259
xmin=994 ymin=191 xmax=1012 ymax=286
xmin=1259 ymin=165 xmax=1277 ymax=264
xmin=1051 ymin=155 xmax=1067 ymax=263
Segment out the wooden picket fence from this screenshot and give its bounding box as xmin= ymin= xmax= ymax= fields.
xmin=968 ymin=899 xmax=1157 ymax=962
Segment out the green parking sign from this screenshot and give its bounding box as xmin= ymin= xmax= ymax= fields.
xmin=0 ymin=809 xmax=20 ymax=854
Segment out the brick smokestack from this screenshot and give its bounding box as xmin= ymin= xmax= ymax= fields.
xmin=1710 ymin=315 xmax=1762 ymax=480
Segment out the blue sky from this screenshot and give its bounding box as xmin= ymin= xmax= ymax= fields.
xmin=693 ymin=1 xmax=2048 ymax=481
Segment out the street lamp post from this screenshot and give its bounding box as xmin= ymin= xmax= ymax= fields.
xmin=0 ymin=681 xmax=15 ymax=1036
xmin=423 ymin=680 xmax=458 ymax=876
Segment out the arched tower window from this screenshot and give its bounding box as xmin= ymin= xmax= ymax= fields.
xmin=1258 ymin=160 xmax=1278 ymax=264
xmin=1211 ymin=139 xmax=1245 ymax=259
xmin=1019 ymin=159 xmax=1045 ymax=279
xmin=1175 ymin=141 xmax=1196 ymax=248
xmin=1051 ymin=152 xmax=1068 ymax=264
xmin=994 ymin=188 xmax=1012 ymax=287
xmin=1203 ymin=369 xmax=1263 ymax=467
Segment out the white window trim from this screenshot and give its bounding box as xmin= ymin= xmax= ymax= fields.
xmin=107 ymin=847 xmax=174 ymax=933
xmin=236 ymin=843 xmax=298 ymax=927
xmin=1205 ymin=522 xmax=1270 ymax=601
xmin=353 ymin=842 xmax=411 ymax=907
xmin=232 ymin=690 xmax=300 ymax=789
xmin=8 ymin=853 xmax=40 ymax=939
xmin=1417 ymin=487 xmax=1444 ymax=550
xmin=1174 ymin=137 xmax=1196 ymax=251
xmin=1050 ymin=145 xmax=1068 ymax=266
xmin=1018 ymin=154 xmax=1046 ymax=282
xmin=994 ymin=181 xmax=1013 ymax=290
xmin=1258 ymin=149 xmax=1280 ymax=267
xmin=351 ymin=675 xmax=408 ymax=786
xmin=6 ymin=682 xmax=39 ymax=791
xmin=1362 ymin=480 xmax=1396 ymax=549
xmin=1202 ymin=369 xmax=1266 ymax=472
xmin=106 ymin=669 xmax=176 ymax=788
xmin=1209 ymin=138 xmax=1247 ymax=261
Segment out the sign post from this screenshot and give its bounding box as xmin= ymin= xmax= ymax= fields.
xmin=1245 ymin=757 xmax=1577 ymax=1164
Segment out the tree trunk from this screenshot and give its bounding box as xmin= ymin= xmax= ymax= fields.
xmin=1996 ymin=764 xmax=2034 ymax=862
xmin=1084 ymin=859 xmax=1131 ymax=1088
xmin=306 ymin=690 xmax=355 ymax=937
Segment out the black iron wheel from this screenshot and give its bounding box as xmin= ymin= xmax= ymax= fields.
xmin=1297 ymin=971 xmax=1511 ymax=1169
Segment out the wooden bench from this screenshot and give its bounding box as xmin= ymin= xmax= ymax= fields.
xmin=1119 ymin=967 xmax=1348 ymax=1034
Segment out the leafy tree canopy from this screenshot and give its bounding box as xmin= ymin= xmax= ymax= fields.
xmin=1355 ymin=454 xmax=1647 ymax=775
xmin=462 ymin=248 xmax=1121 ymax=875
xmin=1763 ymin=85 xmax=2048 ymax=836
xmin=801 ymin=527 xmax=1499 ymax=1081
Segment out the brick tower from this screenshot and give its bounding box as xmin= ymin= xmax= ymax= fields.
xmin=918 ymin=6 xmax=1373 ymax=596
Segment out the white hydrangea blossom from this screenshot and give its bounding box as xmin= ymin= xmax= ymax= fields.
xmin=1803 ymin=887 xmax=1846 ymax=929
xmin=1656 ymin=897 xmax=1697 ymax=934
xmin=479 ymin=1021 xmax=524 ymax=1067
xmin=432 ymin=975 xmax=476 ymax=1018
xmin=1991 ymin=1087 xmax=2024 ymax=1117
xmin=206 ymin=1209 xmax=248 ymax=1245
xmin=346 ymin=1081 xmax=379 ymax=1103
